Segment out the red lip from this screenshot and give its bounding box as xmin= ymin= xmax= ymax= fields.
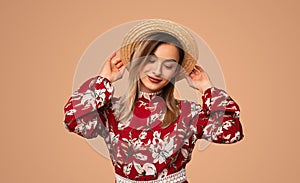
xmin=147 ymin=76 xmax=162 ymax=83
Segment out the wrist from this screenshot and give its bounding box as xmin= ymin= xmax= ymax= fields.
xmin=98 ymin=74 xmax=112 ymax=82
xmin=201 ymin=84 xmax=214 ymax=94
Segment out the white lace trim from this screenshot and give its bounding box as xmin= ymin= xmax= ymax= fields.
xmin=138 ymin=90 xmax=162 ymax=100
xmin=115 ymin=168 xmax=186 ymax=183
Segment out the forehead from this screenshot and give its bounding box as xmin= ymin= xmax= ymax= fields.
xmin=153 ymin=44 xmax=180 ymax=62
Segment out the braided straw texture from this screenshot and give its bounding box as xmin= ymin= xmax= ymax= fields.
xmin=120 ymin=19 xmax=199 ymax=74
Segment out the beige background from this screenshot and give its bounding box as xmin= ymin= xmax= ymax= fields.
xmin=1 ymin=0 xmax=299 ymax=182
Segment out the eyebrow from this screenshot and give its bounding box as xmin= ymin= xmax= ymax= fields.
xmin=152 ymin=53 xmax=178 ymax=63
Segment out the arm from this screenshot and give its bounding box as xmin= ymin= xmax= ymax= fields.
xmin=185 ymin=64 xmax=243 ymax=143
xmin=195 ymin=87 xmax=244 ymax=144
xmin=63 ymin=76 xmax=114 ymax=139
xmin=63 ymin=51 xmax=125 ymax=139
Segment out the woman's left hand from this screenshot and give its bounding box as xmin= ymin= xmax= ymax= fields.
xmin=185 ymin=65 xmax=214 ymax=94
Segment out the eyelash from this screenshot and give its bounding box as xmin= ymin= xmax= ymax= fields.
xmin=147 ymin=56 xmax=156 ymax=63
xmin=148 ymin=59 xmax=156 ymax=63
xmin=146 ymin=56 xmax=176 ymax=70
xmin=164 ymin=65 xmax=174 ymax=69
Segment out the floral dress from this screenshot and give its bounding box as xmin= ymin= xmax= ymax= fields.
xmin=63 ymin=76 xmax=244 ymax=182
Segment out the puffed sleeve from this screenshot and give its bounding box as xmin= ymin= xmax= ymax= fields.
xmin=63 ymin=76 xmax=114 ymax=139
xmin=194 ymin=87 xmax=244 ymax=144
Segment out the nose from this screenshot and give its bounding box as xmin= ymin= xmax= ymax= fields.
xmin=152 ymin=61 xmax=163 ymax=76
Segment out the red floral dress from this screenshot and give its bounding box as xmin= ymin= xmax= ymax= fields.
xmin=63 ymin=76 xmax=244 ymax=182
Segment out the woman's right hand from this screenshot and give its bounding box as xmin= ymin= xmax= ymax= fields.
xmin=98 ymin=51 xmax=126 ymax=83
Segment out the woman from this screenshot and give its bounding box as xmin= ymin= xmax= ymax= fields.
xmin=63 ymin=19 xmax=244 ymax=183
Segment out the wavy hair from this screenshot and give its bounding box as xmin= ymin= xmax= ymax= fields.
xmin=114 ymin=32 xmax=185 ymax=128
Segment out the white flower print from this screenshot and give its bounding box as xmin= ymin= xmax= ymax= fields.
xmin=150 ymin=135 xmax=176 ymax=164
xmin=189 ymin=124 xmax=197 ymax=134
xmin=109 ymin=132 xmax=120 ymax=146
xmin=75 ymin=118 xmax=96 ymax=132
xmin=189 ymin=102 xmax=201 ymax=118
xmin=148 ymin=111 xmax=165 ymax=126
xmin=117 ymin=120 xmax=130 ymax=130
xmin=224 ymin=134 xmax=231 ymax=140
xmin=79 ymin=89 xmax=97 ymax=110
xmin=96 ymin=76 xmax=104 ymax=84
xmin=205 ymin=97 xmax=211 ymax=109
xmin=138 ymin=101 xmax=148 ymax=108
xmin=65 ymin=109 xmax=76 ymax=116
xmin=211 ymin=95 xmax=224 ymax=104
xmin=103 ymin=81 xmax=113 ymax=93
xmin=223 ymin=121 xmax=232 ymax=130
xmin=104 ymin=132 xmax=120 ymax=163
xmin=234 ymin=111 xmax=240 ymax=118
xmin=64 ymin=102 xmax=72 ymax=109
xmin=133 ymin=162 xmax=144 ymax=174
xmin=183 ymin=138 xmax=189 ymax=146
xmin=181 ymin=148 xmax=189 ymax=159
xmin=153 ymin=131 xmax=161 ymax=141
xmin=95 ymin=88 xmax=106 ymax=105
xmin=123 ymin=163 xmax=132 ymax=176
xmin=134 ymin=153 xmax=147 ymax=161
xmin=191 ymin=134 xmax=197 ymax=145
xmin=70 ymin=91 xmax=81 ymax=101
xmin=143 ymin=163 xmax=156 ymax=176
xmin=139 ymin=131 xmax=147 ymax=140
xmin=230 ymin=131 xmax=241 ymax=143
xmin=215 ymin=126 xmax=223 ymax=136
xmin=157 ymin=168 xmax=168 ymax=179
xmin=133 ymin=139 xmax=144 ymax=150
xmin=218 ymin=99 xmax=228 ymax=107
xmin=203 ymin=124 xmax=214 ymax=136
xmin=145 ymin=102 xmax=158 ymax=112
xmin=133 ymin=162 xmax=157 ymax=176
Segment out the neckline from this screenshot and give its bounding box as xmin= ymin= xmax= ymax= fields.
xmin=138 ymin=90 xmax=162 ymax=100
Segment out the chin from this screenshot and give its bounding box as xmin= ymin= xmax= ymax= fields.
xmin=145 ymin=85 xmax=163 ymax=92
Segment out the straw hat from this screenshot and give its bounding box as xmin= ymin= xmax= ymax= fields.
xmin=120 ymin=19 xmax=199 ymax=74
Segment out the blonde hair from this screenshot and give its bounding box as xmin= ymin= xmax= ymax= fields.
xmin=115 ymin=32 xmax=184 ymax=128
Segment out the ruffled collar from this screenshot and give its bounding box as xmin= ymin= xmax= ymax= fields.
xmin=138 ymin=90 xmax=162 ymax=100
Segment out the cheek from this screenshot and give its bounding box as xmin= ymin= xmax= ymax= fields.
xmin=162 ymin=69 xmax=177 ymax=79
xmin=139 ymin=70 xmax=145 ymax=77
xmin=139 ymin=66 xmax=150 ymax=77
xmin=140 ymin=63 xmax=151 ymax=72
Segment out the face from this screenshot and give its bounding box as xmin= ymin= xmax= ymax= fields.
xmin=139 ymin=43 xmax=180 ymax=93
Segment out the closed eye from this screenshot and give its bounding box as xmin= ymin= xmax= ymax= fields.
xmin=163 ymin=60 xmax=178 ymax=70
xmin=164 ymin=64 xmax=174 ymax=69
xmin=147 ymin=55 xmax=157 ymax=63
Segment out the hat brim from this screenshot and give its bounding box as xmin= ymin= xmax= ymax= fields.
xmin=120 ymin=19 xmax=199 ymax=75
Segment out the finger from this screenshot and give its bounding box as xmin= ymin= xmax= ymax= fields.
xmin=191 ymin=68 xmax=199 ymax=75
xmin=188 ymin=72 xmax=196 ymax=79
xmin=112 ymin=58 xmax=122 ymax=65
xmin=107 ymin=52 xmax=117 ymax=62
xmin=195 ymin=65 xmax=204 ymax=72
xmin=119 ymin=65 xmax=126 ymax=72
xmin=116 ymin=65 xmax=126 ymax=80
xmin=115 ymin=62 xmax=123 ymax=69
